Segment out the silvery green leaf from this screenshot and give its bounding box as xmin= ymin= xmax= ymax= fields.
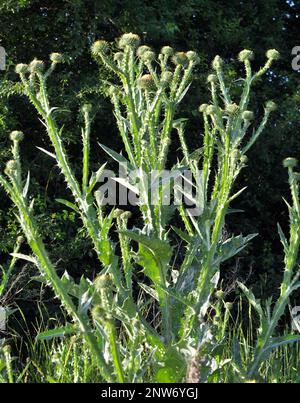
xmin=238 ymin=281 xmax=263 ymax=318
xmin=112 ymin=177 xmax=139 ymax=195
xmin=22 ymin=171 xmax=30 ymax=198
xmin=260 ymin=334 xmax=300 ymax=360
xmin=10 ymin=253 xmax=37 ymax=265
xmin=36 ymin=146 xmax=56 ymax=159
xmin=277 ymin=223 xmax=288 ymax=253
xmin=99 ymin=143 xmax=133 ymax=171
xmin=36 ymin=324 xmax=77 ymax=341
xmin=176 ymin=83 xmax=191 ymax=104
xmin=138 ymin=283 xmax=159 ymax=301
xmin=215 ymin=233 xmax=258 ymax=264
xmin=55 ymin=198 xmax=80 ymax=214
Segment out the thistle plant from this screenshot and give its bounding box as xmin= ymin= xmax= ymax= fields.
xmin=0 ymin=34 xmax=284 ymax=383
xmin=92 ymin=33 xmax=199 ymax=343
xmin=170 ymin=49 xmax=278 ymax=344
xmin=237 ymin=157 xmax=300 ymax=381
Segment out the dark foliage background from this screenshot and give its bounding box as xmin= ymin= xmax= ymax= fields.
xmin=0 ymin=0 xmax=300 ymax=322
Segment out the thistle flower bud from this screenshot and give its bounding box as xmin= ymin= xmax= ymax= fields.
xmin=206 ymin=105 xmax=218 ymax=115
xmin=5 ymin=160 xmax=18 ymax=175
xmin=240 ymin=155 xmax=248 ymax=164
xmin=160 ymin=71 xmax=173 ymax=86
xmin=161 ymin=46 xmax=174 ymax=57
xmin=172 ymin=52 xmax=188 ymax=67
xmin=3 ymin=345 xmax=11 ymax=355
xmin=29 ymin=58 xmax=44 ymax=73
xmin=50 ymin=52 xmax=63 ymax=64
xmin=91 ymin=40 xmax=109 ymax=56
xmin=118 ymin=33 xmax=140 ymax=49
xmin=17 ymin=235 xmax=25 ymax=244
xmin=10 ymin=130 xmax=24 ymax=142
xmin=232 ymin=149 xmax=241 ymax=161
xmin=82 ymin=103 xmax=92 ymax=115
xmin=92 ymin=305 xmax=105 ymax=320
xmin=15 ymin=63 xmax=28 ymax=75
xmin=186 ymin=51 xmax=200 ymax=64
xmin=113 ymin=208 xmax=124 ymax=218
xmin=173 ymin=120 xmax=184 ymax=130
xmin=199 ymin=103 xmax=208 ymax=114
xmin=266 ymin=49 xmax=280 ymax=61
xmin=238 ymin=49 xmax=254 ymax=62
xmin=225 ymin=302 xmax=233 ymax=311
xmin=141 ymin=50 xmax=156 ymax=63
xmin=137 ymin=74 xmax=155 ymax=91
xmin=113 ymin=52 xmax=124 ymax=63
xmin=283 ymin=157 xmax=298 ymax=169
xmin=242 ymin=110 xmax=254 ymax=121
xmin=108 ymin=86 xmax=117 ymax=97
xmin=94 ymin=274 xmax=112 ymax=291
xmin=226 ymin=103 xmax=239 ymax=114
xmin=137 ymin=45 xmax=151 ymax=57
xmin=212 ymin=55 xmax=223 ymax=71
xmin=207 ymin=74 xmax=218 ymax=84
xmin=265 ymin=101 xmax=277 ymax=113
xmin=216 ymin=290 xmax=224 ymax=300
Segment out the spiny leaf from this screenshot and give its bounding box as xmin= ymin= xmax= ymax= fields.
xmin=55 ymin=198 xmax=80 ymax=214
xmin=36 ymin=324 xmax=77 ymax=341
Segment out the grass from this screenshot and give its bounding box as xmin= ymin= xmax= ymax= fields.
xmin=0 ymin=33 xmax=299 ymax=383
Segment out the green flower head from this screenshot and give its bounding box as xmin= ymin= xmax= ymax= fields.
xmin=186 ymin=51 xmax=200 ymax=64
xmin=91 ymin=40 xmax=109 ymax=56
xmin=240 ymin=155 xmax=248 ymax=164
xmin=160 ymin=71 xmax=173 ymax=86
xmin=212 ymin=55 xmax=223 ymax=71
xmin=238 ymin=49 xmax=254 ymax=62
xmin=161 ymin=46 xmax=174 ymax=57
xmin=10 ymin=130 xmax=24 ymax=142
xmin=226 ymin=103 xmax=239 ymax=114
xmin=114 ymin=52 xmax=124 ymax=62
xmin=172 ymin=52 xmax=188 ymax=66
xmin=17 ymin=235 xmax=25 ymax=244
xmin=15 ymin=63 xmax=28 ymax=75
xmin=94 ymin=274 xmax=112 ymax=291
xmin=137 ymin=45 xmax=151 ymax=57
xmin=82 ymin=104 xmax=92 ymax=115
xmin=50 ymin=52 xmax=63 ymax=64
xmin=137 ymin=74 xmax=155 ymax=91
xmin=198 ymin=103 xmax=209 ymax=114
xmin=207 ymin=74 xmax=218 ymax=84
xmin=5 ymin=159 xmax=18 ymax=176
xmin=29 ymin=58 xmax=44 ymax=73
xmin=242 ymin=110 xmax=254 ymax=121
xmin=216 ymin=290 xmax=225 ymax=300
xmin=265 ymin=101 xmax=277 ymax=113
xmin=266 ymin=49 xmax=280 ymax=61
xmin=283 ymin=157 xmax=298 ymax=169
xmin=118 ymin=33 xmax=140 ymax=49
xmin=141 ymin=50 xmax=156 ymax=63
